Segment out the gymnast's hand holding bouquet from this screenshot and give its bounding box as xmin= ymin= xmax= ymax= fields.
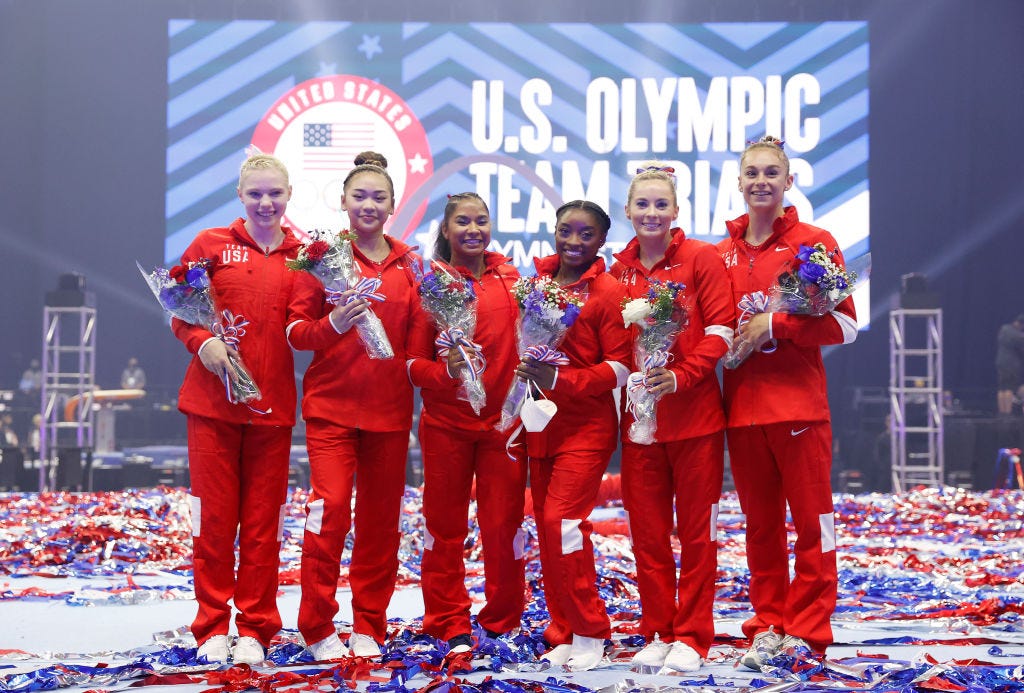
xmin=418 ymin=260 xmax=487 ymax=415
xmin=621 ymin=281 xmax=689 ymax=444
xmin=723 ymin=241 xmax=869 ymax=369
xmin=139 ymin=258 xmax=263 ymax=408
xmin=286 ymin=229 xmax=394 ymax=359
xmin=496 ymin=275 xmax=584 ymax=432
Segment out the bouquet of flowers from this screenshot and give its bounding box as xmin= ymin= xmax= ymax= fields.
xmin=621 ymin=280 xmax=689 ymax=444
xmin=418 ymin=261 xmax=486 ymax=415
xmin=137 ymin=259 xmax=262 ymax=406
xmin=723 ymin=245 xmax=871 ymax=369
xmin=496 ymin=276 xmax=585 ymax=432
xmin=286 ymin=230 xmax=394 ymax=359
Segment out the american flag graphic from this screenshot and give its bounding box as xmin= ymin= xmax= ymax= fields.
xmin=302 ymin=121 xmax=375 ymax=170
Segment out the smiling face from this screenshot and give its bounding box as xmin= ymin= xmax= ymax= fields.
xmin=625 ymin=178 xmax=679 ymax=243
xmin=442 ymin=197 xmax=491 ymax=266
xmin=738 ymin=147 xmax=793 ymax=216
xmin=554 ymin=207 xmax=606 ymax=275
xmin=238 ymin=167 xmax=291 ymax=234
xmin=342 ymin=170 xmax=395 ymax=236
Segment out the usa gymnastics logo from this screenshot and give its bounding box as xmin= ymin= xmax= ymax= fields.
xmin=250 ymin=75 xmax=433 ymax=241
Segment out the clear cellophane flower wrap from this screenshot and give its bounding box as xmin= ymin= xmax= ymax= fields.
xmin=622 ymin=281 xmax=689 ymax=445
xmin=723 ymin=247 xmax=871 ymax=369
xmin=286 ymin=230 xmax=394 ymax=359
xmin=418 ymin=261 xmax=486 ymax=415
xmin=496 ymin=276 xmax=585 ymax=432
xmin=137 ymin=260 xmax=264 ymax=407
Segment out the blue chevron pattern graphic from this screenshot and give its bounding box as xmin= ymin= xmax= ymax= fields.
xmin=166 ymin=20 xmax=869 ymax=283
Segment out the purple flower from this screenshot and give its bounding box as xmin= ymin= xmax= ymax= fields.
xmin=798 ymin=261 xmax=826 ymax=284
xmin=185 ymin=266 xmax=209 ymax=290
xmin=796 ymin=244 xmax=815 ymax=262
xmin=522 ymin=290 xmax=545 ymax=317
xmin=419 ymin=272 xmax=445 ymax=300
xmin=561 ymin=302 xmax=581 ymax=326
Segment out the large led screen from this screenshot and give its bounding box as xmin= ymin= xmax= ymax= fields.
xmin=167 ymin=21 xmax=869 ymax=321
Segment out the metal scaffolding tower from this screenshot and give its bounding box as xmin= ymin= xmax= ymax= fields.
xmin=40 ymin=303 xmax=96 ymax=490
xmin=889 ymin=308 xmax=944 ymax=492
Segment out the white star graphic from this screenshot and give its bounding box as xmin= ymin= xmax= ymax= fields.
xmin=408 ymin=153 xmax=428 ymax=174
xmin=358 ymin=34 xmax=382 ymax=60
xmin=316 ymin=61 xmax=337 ymax=76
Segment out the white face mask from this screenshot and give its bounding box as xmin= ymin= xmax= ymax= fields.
xmin=520 ymin=388 xmax=557 ymax=432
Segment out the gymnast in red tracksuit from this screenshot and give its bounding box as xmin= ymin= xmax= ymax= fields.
xmin=609 ymin=164 xmax=733 ymax=673
xmin=173 ymin=153 xmax=302 ymax=666
xmin=407 ymin=193 xmax=525 ymax=654
xmin=287 ymin=151 xmax=426 ymax=662
xmin=717 ymin=136 xmax=858 ymax=668
xmin=514 ymin=200 xmax=630 ymax=673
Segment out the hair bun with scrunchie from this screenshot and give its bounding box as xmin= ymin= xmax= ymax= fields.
xmin=354 ymin=150 xmax=388 ymax=169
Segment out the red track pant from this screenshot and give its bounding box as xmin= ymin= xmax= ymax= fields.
xmin=727 ymin=421 xmax=836 ymax=652
xmin=419 ymin=420 xmax=528 ymax=640
xmin=298 ymin=422 xmax=409 ymax=645
xmin=187 ymin=415 xmax=291 ymax=647
xmin=528 ymin=449 xmax=612 ymax=645
xmin=621 ymin=431 xmax=724 ymax=656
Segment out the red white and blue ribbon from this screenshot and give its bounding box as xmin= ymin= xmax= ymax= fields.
xmin=624 ymin=350 xmax=670 ymax=418
xmin=435 ymin=328 xmax=486 ymax=380
xmin=211 ymin=310 xmax=248 ymax=348
xmin=736 ymin=291 xmax=777 ymax=354
xmin=737 ymin=291 xmax=770 ymax=326
xmin=325 ymin=277 xmax=386 ymax=306
xmin=522 ymin=344 xmax=569 ymax=366
xmin=210 ymin=311 xmax=268 ymax=414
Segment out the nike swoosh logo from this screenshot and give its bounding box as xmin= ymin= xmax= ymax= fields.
xmin=791 ymin=427 xmax=810 ymax=436
xmin=775 ymin=246 xmax=789 ymax=252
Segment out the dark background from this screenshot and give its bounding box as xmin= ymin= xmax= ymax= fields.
xmin=2 ymin=0 xmax=1022 ymax=487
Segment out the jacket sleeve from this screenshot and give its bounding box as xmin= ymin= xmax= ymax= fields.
xmin=669 ymin=246 xmax=734 ymax=391
xmin=554 ymin=284 xmax=631 ymax=397
xmin=406 ymin=295 xmax=457 ymax=391
xmin=285 ymin=272 xmax=345 ymax=351
xmin=771 ymin=235 xmax=859 ymax=347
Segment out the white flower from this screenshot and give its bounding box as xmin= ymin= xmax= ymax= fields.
xmin=622 ymin=298 xmax=653 ymax=328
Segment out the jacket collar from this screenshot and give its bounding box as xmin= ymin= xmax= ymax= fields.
xmin=725 ymin=206 xmax=800 ymax=246
xmin=229 ymin=217 xmax=302 ymax=254
xmin=533 ymin=254 xmax=607 ymax=290
xmin=612 ymin=228 xmax=685 ymax=269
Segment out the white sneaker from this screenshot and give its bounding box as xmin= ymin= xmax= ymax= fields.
xmin=232 ymin=636 xmax=265 ymax=665
xmin=565 ymin=634 xmax=605 ymax=672
xmin=308 ymin=633 xmax=349 ymax=661
xmin=631 ymin=638 xmax=672 ymax=667
xmin=196 ymin=634 xmax=230 ymax=663
xmin=777 ymin=634 xmax=813 ymax=656
xmin=739 ymin=627 xmax=782 ymax=671
xmin=540 ymin=643 xmax=572 ymax=667
xmin=349 ymin=632 xmax=381 ymax=658
xmin=662 ymin=641 xmax=702 ymax=672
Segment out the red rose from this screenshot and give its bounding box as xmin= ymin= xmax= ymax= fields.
xmin=305 ymin=240 xmax=330 ymax=262
xmin=169 ymin=265 xmax=187 ymax=283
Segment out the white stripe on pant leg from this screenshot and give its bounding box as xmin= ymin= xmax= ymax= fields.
xmin=305 ymin=498 xmax=325 ymax=535
xmin=188 ymin=494 xmax=201 ymax=537
xmin=560 ymin=518 xmax=583 ymax=555
xmin=423 ymin=525 xmax=434 ymax=551
xmin=625 ymin=509 xmax=633 ymax=547
xmin=513 ymin=526 xmax=527 ymax=560
xmin=277 ymin=503 xmax=286 ymax=542
xmin=709 ymin=503 xmax=720 ymax=542
xmin=820 ymin=512 xmax=836 ymax=553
